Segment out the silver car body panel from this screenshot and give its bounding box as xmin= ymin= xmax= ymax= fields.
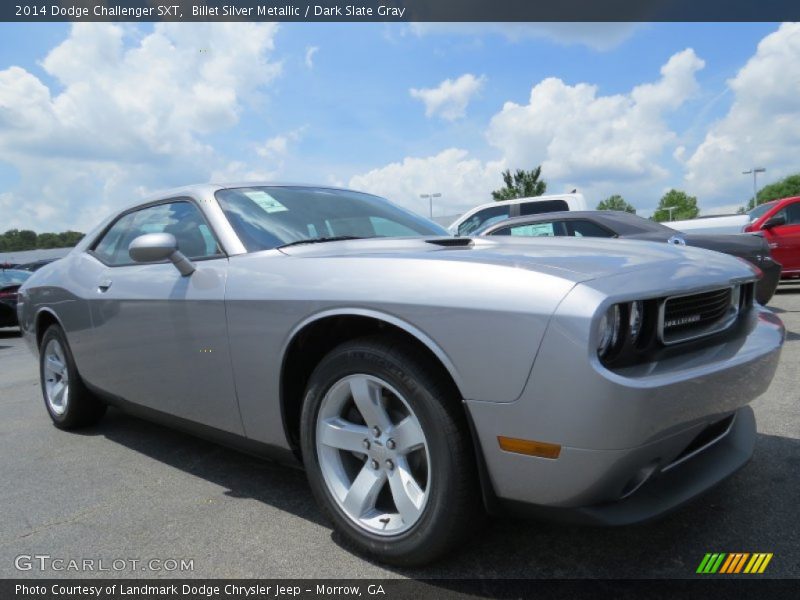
xmin=18 ymin=183 xmax=784 ymax=519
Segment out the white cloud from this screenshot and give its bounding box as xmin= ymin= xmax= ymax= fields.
xmin=410 ymin=73 xmax=486 ymax=121
xmin=487 ymin=49 xmax=704 ymax=184
xmin=349 ymin=149 xmax=503 ymax=217
xmin=683 ymin=23 xmax=800 ymax=202
xmin=256 ymin=128 xmax=305 ymax=161
xmin=353 ymin=49 xmax=704 ymax=216
xmin=304 ymin=45 xmax=318 ymax=68
xmin=0 ymin=22 xmax=281 ymax=231
xmin=408 ymin=23 xmax=638 ymax=51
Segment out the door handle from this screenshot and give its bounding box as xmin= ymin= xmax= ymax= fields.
xmin=97 ymin=280 xmax=113 ymax=293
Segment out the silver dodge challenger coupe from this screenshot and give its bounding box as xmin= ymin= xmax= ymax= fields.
xmin=18 ymin=184 xmax=784 ymax=565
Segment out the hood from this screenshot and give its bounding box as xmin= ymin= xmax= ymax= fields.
xmin=276 ymin=236 xmax=749 ymax=283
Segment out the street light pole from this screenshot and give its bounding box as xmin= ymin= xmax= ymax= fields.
xmin=419 ymin=193 xmax=442 ymax=218
xmin=665 ymin=206 xmax=677 ymax=221
xmin=742 ymin=168 xmax=766 ymax=208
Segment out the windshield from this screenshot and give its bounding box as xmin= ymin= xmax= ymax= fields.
xmin=215 ymin=186 xmax=447 ymax=252
xmin=748 ymin=202 xmax=775 ymax=223
xmin=0 ymin=269 xmax=31 ymax=286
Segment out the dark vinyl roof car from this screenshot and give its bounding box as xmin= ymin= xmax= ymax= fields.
xmin=0 ymin=269 xmax=32 ymax=327
xmin=744 ymin=196 xmax=800 ymax=279
xmin=477 ymin=210 xmax=782 ymax=305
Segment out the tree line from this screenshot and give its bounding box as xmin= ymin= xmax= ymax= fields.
xmin=491 ymin=167 xmax=800 ymax=222
xmin=0 ymin=229 xmax=84 ymax=252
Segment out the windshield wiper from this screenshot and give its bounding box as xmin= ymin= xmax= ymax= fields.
xmin=276 ymin=235 xmax=368 ymax=249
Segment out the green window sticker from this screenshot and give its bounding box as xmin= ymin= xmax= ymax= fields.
xmin=244 ymin=191 xmax=288 ymax=213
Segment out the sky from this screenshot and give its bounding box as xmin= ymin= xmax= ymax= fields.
xmin=0 ymin=21 xmax=799 ymax=232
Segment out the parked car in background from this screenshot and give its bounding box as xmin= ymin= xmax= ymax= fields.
xmin=0 ymin=268 xmax=32 ymax=328
xmin=18 ymin=184 xmax=784 ymax=565
xmin=477 ymin=211 xmax=782 ymax=304
xmin=667 ymin=214 xmax=750 ymax=235
xmin=744 ymin=196 xmax=800 ymax=279
xmin=16 ymin=258 xmax=59 ymax=272
xmin=448 ymin=192 xmax=588 ymax=236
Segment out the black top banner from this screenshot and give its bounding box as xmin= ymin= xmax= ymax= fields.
xmin=4 ymin=0 xmax=800 ymax=23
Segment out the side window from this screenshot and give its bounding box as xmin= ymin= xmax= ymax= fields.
xmin=458 ymin=205 xmax=511 ymax=236
xmin=785 ymin=202 xmax=800 ymax=225
xmin=509 ymin=222 xmax=560 ymax=237
xmin=519 ymin=200 xmax=569 ymax=216
xmin=93 ymin=212 xmax=138 ymax=265
xmin=92 ymin=201 xmax=221 ymax=266
xmin=568 ymin=220 xmax=615 ymax=238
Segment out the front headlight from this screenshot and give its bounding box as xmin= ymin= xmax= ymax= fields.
xmin=597 ymin=304 xmax=621 ymax=358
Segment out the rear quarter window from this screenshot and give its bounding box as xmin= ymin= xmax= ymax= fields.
xmin=519 ymin=200 xmax=569 ymax=215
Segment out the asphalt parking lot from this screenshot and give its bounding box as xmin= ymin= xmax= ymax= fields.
xmin=1 ymin=283 xmax=798 ymax=580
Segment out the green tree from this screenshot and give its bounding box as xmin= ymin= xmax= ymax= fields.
xmin=652 ymin=189 xmax=699 ymax=222
xmin=0 ymin=229 xmax=85 ymax=252
xmin=492 ymin=167 xmax=547 ymax=201
xmin=597 ymin=195 xmax=636 ymax=214
xmin=746 ymin=173 xmax=800 ymax=211
xmin=59 ymin=231 xmax=85 ymax=247
xmin=36 ymin=233 xmax=64 ymax=249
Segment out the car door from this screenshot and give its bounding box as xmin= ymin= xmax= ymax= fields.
xmin=84 ymin=199 xmax=243 ymax=434
xmin=762 ymin=201 xmax=800 ymax=274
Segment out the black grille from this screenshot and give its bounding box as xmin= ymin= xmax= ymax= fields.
xmin=662 ymin=287 xmax=734 ymax=343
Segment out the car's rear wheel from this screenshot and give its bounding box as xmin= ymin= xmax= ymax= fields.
xmin=40 ymin=325 xmax=106 ymax=429
xmin=300 ymin=336 xmax=482 ymax=565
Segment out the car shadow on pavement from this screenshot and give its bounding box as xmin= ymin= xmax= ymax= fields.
xmin=76 ymin=408 xmax=800 ymax=579
xmin=77 ymin=408 xmax=327 ymax=527
xmin=398 ymin=433 xmax=800 ymax=581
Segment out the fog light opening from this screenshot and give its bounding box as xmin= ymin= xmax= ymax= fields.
xmin=619 ymin=461 xmax=659 ymax=499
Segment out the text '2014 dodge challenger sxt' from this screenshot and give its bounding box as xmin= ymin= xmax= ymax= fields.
xmin=18 ymin=184 xmax=784 ymax=565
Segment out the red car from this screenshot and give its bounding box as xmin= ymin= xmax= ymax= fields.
xmin=745 ymin=196 xmax=800 ymax=279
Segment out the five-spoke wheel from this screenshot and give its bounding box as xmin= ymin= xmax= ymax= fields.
xmin=301 ymin=336 xmax=481 ymax=566
xmin=39 ymin=325 xmax=106 ymax=429
xmin=43 ymin=338 xmax=70 ymax=416
xmin=316 ymin=374 xmax=430 ymax=535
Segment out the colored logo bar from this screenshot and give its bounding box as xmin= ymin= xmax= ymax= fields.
xmin=697 ymin=553 xmax=773 ymax=574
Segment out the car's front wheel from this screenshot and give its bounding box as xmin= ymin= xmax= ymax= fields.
xmin=39 ymin=325 xmax=106 ymax=429
xmin=300 ymin=336 xmax=482 ymax=566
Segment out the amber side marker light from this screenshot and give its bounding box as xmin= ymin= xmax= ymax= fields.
xmin=498 ymin=436 xmax=561 ymax=459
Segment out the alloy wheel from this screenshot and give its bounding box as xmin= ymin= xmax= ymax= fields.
xmin=315 ymin=374 xmax=431 ymax=536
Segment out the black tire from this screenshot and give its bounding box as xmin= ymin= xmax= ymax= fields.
xmin=300 ymin=336 xmax=483 ymax=566
xmin=39 ymin=325 xmax=106 ymax=429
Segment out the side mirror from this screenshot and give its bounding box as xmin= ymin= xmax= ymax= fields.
xmin=762 ymin=214 xmax=786 ymax=230
xmin=128 ymin=233 xmax=195 ymax=276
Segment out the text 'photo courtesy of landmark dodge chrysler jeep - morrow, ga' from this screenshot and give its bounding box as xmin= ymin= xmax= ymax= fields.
xmin=17 ymin=184 xmax=784 ymax=566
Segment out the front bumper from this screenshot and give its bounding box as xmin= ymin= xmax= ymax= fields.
xmin=0 ymin=299 xmax=18 ymax=327
xmin=756 ymin=257 xmax=782 ymax=304
xmin=466 ymin=306 xmax=783 ymax=521
xmin=494 ymin=407 xmax=755 ymax=525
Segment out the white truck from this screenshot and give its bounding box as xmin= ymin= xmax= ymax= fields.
xmin=666 ymin=214 xmax=751 ymax=235
xmin=448 ymin=193 xmax=588 ymax=236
